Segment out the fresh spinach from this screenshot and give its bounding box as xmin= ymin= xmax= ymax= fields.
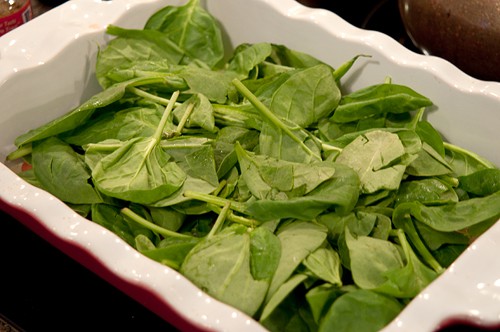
xmin=7 ymin=1 xmax=500 ymax=332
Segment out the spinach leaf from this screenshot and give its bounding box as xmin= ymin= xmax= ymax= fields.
xmin=32 ymin=137 xmax=101 ymax=204
xmin=415 ymin=120 xmax=445 ymax=157
xmin=255 ymin=64 xmax=340 ymax=128
xmin=233 ymin=78 xmax=323 ymax=163
xmin=331 ymin=83 xmax=432 ymax=123
xmin=458 ymin=168 xmax=500 ymax=196
xmin=267 ymin=43 xmax=326 ymax=69
xmin=396 ymin=178 xmax=458 ymax=205
xmin=249 ymin=226 xmax=281 ymax=281
xmin=302 ymin=247 xmax=343 ymax=286
xmin=236 ymin=145 xmax=359 ymax=220
xmin=399 ymin=191 xmax=500 ymax=232
xmin=445 ymin=142 xmax=496 ymax=176
xmin=305 ymin=284 xmax=343 ymax=324
xmin=260 ymin=273 xmax=309 ymax=322
xmin=172 ymin=94 xmax=216 ymax=133
xmin=62 ymin=104 xmax=164 ymax=146
xmin=318 ymin=289 xmax=403 ymax=332
xmin=96 ymin=28 xmax=185 ymax=88
xmin=15 ymin=76 xmax=166 ymax=146
xmin=335 ymin=130 xmax=409 ymax=194
xmin=140 ymin=235 xmax=201 ymax=270
xmin=177 ymin=67 xmax=237 ymax=104
xmin=405 ymin=142 xmax=453 ymax=177
xmin=92 ymin=203 xmax=157 ymax=247
xmin=227 ymin=42 xmax=274 ymax=79
xmin=181 ymin=224 xmax=270 ymax=316
xmin=144 ymin=0 xmax=224 ymax=68
xmin=92 ymin=92 xmax=186 ymax=204
xmin=266 ymin=221 xmax=327 ymax=302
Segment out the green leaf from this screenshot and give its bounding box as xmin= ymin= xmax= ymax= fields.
xmin=318 ymin=289 xmax=403 ymax=332
xmin=249 ymin=226 xmax=281 ymax=281
xmin=305 ymin=284 xmax=343 ymax=324
xmin=415 ymin=120 xmax=445 ymax=157
xmin=236 ymin=144 xmax=359 ymax=220
xmin=141 ymin=236 xmax=201 ymax=270
xmin=396 ymin=178 xmax=458 ymax=205
xmin=458 ymin=168 xmax=500 ymax=196
xmin=267 ymin=43 xmax=326 ymax=69
xmin=331 ymin=83 xmax=432 ymax=123
xmin=180 ymin=224 xmax=269 ymax=316
xmin=32 ymin=137 xmax=101 ymax=204
xmin=96 ymin=28 xmax=185 ymax=88
xmin=445 ymin=142 xmax=495 ymax=176
xmin=260 ymin=274 xmax=309 ymax=322
xmin=92 ymin=94 xmax=187 ymax=204
xmin=144 ymin=0 xmax=224 ymax=68
xmin=335 ymin=130 xmax=408 ymax=194
xmin=92 ymin=136 xmax=186 ymax=204
xmin=403 ymin=191 xmax=500 ymax=232
xmin=15 ymin=76 xmax=166 ymax=146
xmin=345 ymin=228 xmax=404 ymax=290
xmin=266 ymin=221 xmax=327 ymax=302
xmin=303 ymin=248 xmax=343 ymax=286
xmin=63 ymin=104 xmax=164 ymax=146
xmin=227 ymin=42 xmax=273 ymax=78
xmin=406 ymin=143 xmax=453 ymax=176
xmin=255 ymin=64 xmax=340 ymax=128
xmin=178 ymin=67 xmax=237 ymax=104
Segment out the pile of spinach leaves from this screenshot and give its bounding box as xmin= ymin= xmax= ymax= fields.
xmin=8 ymin=0 xmax=500 ymax=331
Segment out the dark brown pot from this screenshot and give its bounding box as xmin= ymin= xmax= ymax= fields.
xmin=399 ymin=0 xmax=500 ymax=81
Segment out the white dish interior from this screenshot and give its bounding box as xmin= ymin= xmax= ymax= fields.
xmin=1 ymin=0 xmax=500 ymax=331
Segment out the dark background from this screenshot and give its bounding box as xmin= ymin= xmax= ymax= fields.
xmin=0 ymin=1 xmax=489 ymax=331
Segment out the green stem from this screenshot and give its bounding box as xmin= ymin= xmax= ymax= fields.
xmin=333 ymin=54 xmax=370 ymax=82
xmin=184 ymin=190 xmax=248 ymax=215
xmin=395 ymin=210 xmax=445 ymax=274
xmin=212 ymin=179 xmax=227 ymax=197
xmin=321 ymin=142 xmax=343 ymax=153
xmin=84 ymin=142 xmax=123 ymax=152
xmin=154 ymin=90 xmax=180 ymax=141
xmin=6 ymin=144 xmax=32 ymax=161
xmin=232 ymin=78 xmax=320 ymax=160
xmin=207 ymin=202 xmax=231 ymax=238
xmin=175 ymin=102 xmax=195 ymax=136
xmin=408 ymin=107 xmax=426 ymax=130
xmin=128 ymin=86 xmax=181 ymax=107
xmin=209 ymin=204 xmax=259 ymax=228
xmin=121 ymin=207 xmax=194 ymax=239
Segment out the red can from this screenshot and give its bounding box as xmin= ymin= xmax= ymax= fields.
xmin=0 ymin=0 xmax=32 ymax=37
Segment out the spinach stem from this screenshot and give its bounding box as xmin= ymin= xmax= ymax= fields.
xmin=212 ymin=179 xmax=227 ymax=197
xmin=154 ymin=90 xmax=180 ymax=141
xmin=209 ymin=204 xmax=259 ymax=227
xmin=396 ymin=211 xmax=445 ymax=274
xmin=232 ymin=78 xmax=321 ymax=160
xmin=128 ymin=86 xmax=181 ymax=107
xmin=184 ymin=190 xmax=247 ymax=214
xmin=6 ymin=144 xmax=32 ymax=161
xmin=175 ymin=102 xmax=195 ymax=136
xmin=121 ymin=207 xmax=194 ymax=239
xmin=333 ymin=54 xmax=370 ymax=82
xmin=207 ymin=202 xmax=231 ymax=238
xmin=320 ymin=142 xmax=343 ymax=153
xmin=408 ymin=108 xmax=425 ymax=130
